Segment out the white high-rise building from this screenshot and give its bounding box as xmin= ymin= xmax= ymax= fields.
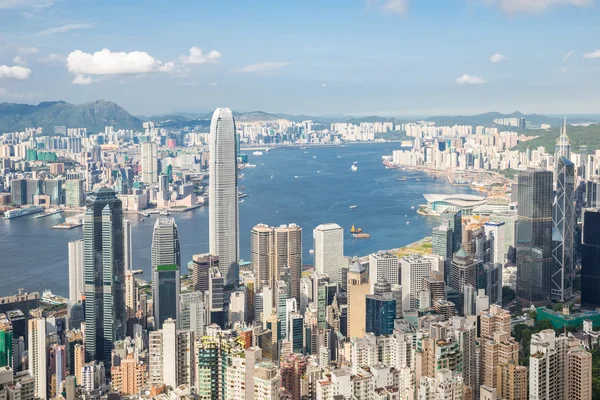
xmin=400 ymin=255 xmax=433 ymax=312
xmin=368 ymin=251 xmax=400 ymax=292
xmin=141 ymin=142 xmax=158 ymax=184
xmin=68 ymin=239 xmax=84 ymax=303
xmin=484 ymin=221 xmax=505 ymax=265
xmin=179 ymin=291 xmax=207 ymax=337
xmin=148 ymin=319 xmax=195 ymax=389
xmin=123 ymin=219 xmax=133 ymax=271
xmin=253 ymin=362 xmax=280 ymax=400
xmin=28 ymin=317 xmax=47 ymax=400
xmin=209 ymin=108 xmax=239 ymax=286
xmin=313 ymin=223 xmax=344 ymax=283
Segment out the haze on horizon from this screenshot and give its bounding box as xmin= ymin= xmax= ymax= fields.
xmin=0 ymin=0 xmax=599 ymax=116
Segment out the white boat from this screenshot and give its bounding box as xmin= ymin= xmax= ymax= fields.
xmin=337 ymin=155 xmax=342 ymax=159
xmin=270 ymin=175 xmax=274 ymax=179
xmin=246 ymin=164 xmax=257 ymax=168
xmin=294 ymin=176 xmax=299 ymax=178
xmin=3 ymin=206 xmax=44 ymax=220
xmin=406 ymin=221 xmax=411 ymax=225
xmin=313 ymin=156 xmax=316 ymax=159
xmin=411 ymin=206 xmax=415 ymax=209
xmin=349 ymin=205 xmax=357 ymax=209
xmin=351 ymin=162 xmax=358 ymax=172
xmin=239 ymin=199 xmax=245 ymax=203
xmin=159 ymin=210 xmax=170 ymax=216
xmin=253 ymin=151 xmax=263 ymax=156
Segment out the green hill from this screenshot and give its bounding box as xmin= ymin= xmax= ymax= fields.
xmin=511 ymin=124 xmax=600 ymax=152
xmin=0 ymin=100 xmax=142 ymax=134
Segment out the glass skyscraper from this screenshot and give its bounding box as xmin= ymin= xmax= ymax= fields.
xmin=83 ymin=188 xmax=125 ymax=363
xmin=365 ymin=278 xmax=396 ymax=336
xmin=516 ymin=170 xmax=553 ymax=306
xmin=152 ymin=217 xmax=181 ymax=329
xmin=581 ymin=209 xmax=600 ymax=308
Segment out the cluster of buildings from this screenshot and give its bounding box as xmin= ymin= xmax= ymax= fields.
xmin=0 ymin=110 xmax=597 ymax=400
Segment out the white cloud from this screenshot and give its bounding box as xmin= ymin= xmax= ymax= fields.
xmin=18 ymin=46 xmax=38 ymax=54
xmin=42 ymin=53 xmax=65 ymax=64
xmin=0 ymin=0 xmax=53 ymax=9
xmin=484 ymin=0 xmax=593 ymax=14
xmin=235 ymin=62 xmax=291 ymax=73
xmin=13 ymin=56 xmax=26 ymax=65
xmin=366 ymin=0 xmax=409 ymax=15
xmin=0 ymin=65 xmax=31 ymax=80
xmin=67 ymin=48 xmax=170 ymax=76
xmin=158 ymin=61 xmax=176 ymax=72
xmin=456 ymin=74 xmax=486 ymax=84
xmin=583 ymin=50 xmax=600 ymax=59
xmin=72 ymin=74 xmax=92 ymax=85
xmin=490 ymin=53 xmax=507 ymax=63
xmin=562 ymin=50 xmax=575 ymax=62
xmin=38 ymin=23 xmax=93 ymax=36
xmin=179 ymin=47 xmax=221 ymax=65
xmin=210 ymin=82 xmax=218 ymax=86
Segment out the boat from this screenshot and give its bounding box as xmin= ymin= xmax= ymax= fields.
xmin=140 ymin=218 xmax=145 ymax=222
xmin=270 ymin=176 xmax=274 ymax=179
xmin=349 ymin=205 xmax=357 ymax=209
xmin=159 ymin=210 xmax=170 ymax=216
xmin=416 ymin=178 xmax=421 ymax=182
xmin=317 ymin=170 xmax=321 ymax=173
xmin=337 ymin=155 xmax=342 ymax=159
xmin=294 ymin=176 xmax=299 ymax=179
xmin=350 ymin=224 xmax=363 ymax=233
xmin=406 ymin=221 xmax=411 ymax=225
xmin=3 ymin=206 xmax=44 ymax=220
xmin=313 ymin=156 xmax=317 ymax=159
xmin=246 ymin=164 xmax=257 ymax=168
xmin=352 ymin=233 xmax=371 ymax=239
xmin=253 ymin=151 xmax=263 ymax=156
xmin=239 ymin=199 xmax=245 ymax=203
xmin=238 ymin=174 xmax=244 ymax=178
xmin=398 ymin=177 xmax=407 ymax=181
xmin=304 ymin=151 xmax=309 ymax=154
xmin=411 ymin=206 xmax=415 ymax=209
xmin=351 ymin=162 xmax=358 ymax=172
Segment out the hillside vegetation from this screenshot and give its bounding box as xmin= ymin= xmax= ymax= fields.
xmin=511 ymin=124 xmax=600 ymax=152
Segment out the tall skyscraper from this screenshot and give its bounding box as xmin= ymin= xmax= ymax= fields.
xmin=313 ymin=223 xmax=344 ymax=283
xmin=68 ymin=239 xmax=84 ymax=304
xmin=554 ymin=117 xmax=571 ymax=182
xmin=449 ymin=247 xmax=477 ymax=315
xmin=151 ymin=217 xmax=181 ymax=329
xmin=581 ymin=208 xmax=600 ymax=308
xmin=440 ymin=210 xmax=462 ymax=253
xmin=123 ymin=219 xmax=133 ymax=272
xmin=28 ymin=317 xmax=47 ymax=400
xmin=209 ymin=108 xmax=239 ymax=287
xmin=484 ymin=221 xmax=505 ymax=266
xmin=400 ymin=254 xmax=433 ymax=312
xmin=141 ymin=142 xmax=158 ymax=184
xmin=368 ymin=251 xmax=400 ymax=292
xmin=551 ymin=156 xmax=575 ymax=302
xmin=191 ymin=253 xmax=218 ymax=292
xmin=83 ymin=188 xmax=125 ymax=363
xmin=516 ymin=169 xmax=553 ymax=307
xmin=251 ymin=223 xmax=302 ymax=302
xmin=365 ymin=278 xmax=396 ymax=336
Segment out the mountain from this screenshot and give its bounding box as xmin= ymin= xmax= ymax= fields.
xmin=512 ymin=124 xmax=600 ymax=152
xmin=0 ymin=100 xmax=142 ymax=134
xmin=428 ymin=111 xmax=597 ymax=127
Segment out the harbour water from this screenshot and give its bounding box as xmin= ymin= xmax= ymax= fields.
xmin=0 ymin=143 xmax=475 ymax=297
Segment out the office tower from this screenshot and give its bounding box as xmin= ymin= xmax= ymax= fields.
xmin=74 ymin=344 xmax=84 ymax=385
xmin=484 ymin=221 xmax=505 ymax=265
xmin=288 ymin=313 xmax=304 ymax=354
xmin=449 ymin=247 xmax=477 ymax=315
xmin=585 ymin=179 xmax=600 ymax=208
xmin=401 ymin=255 xmax=433 ymax=312
xmin=151 ymin=217 xmax=181 ymax=329
xmin=110 ymin=354 xmax=146 ymax=396
xmin=44 ymin=179 xmax=62 ymax=205
xmin=347 ymin=258 xmax=369 ymax=339
xmin=123 ymin=219 xmax=133 ymax=272
xmin=554 ymin=118 xmax=571 ymax=181
xmin=83 ymin=188 xmax=125 ymax=363
xmin=0 ymin=317 xmax=12 ymax=369
xmin=141 ymin=142 xmax=158 ymax=184
xmin=10 ymin=179 xmax=26 ymax=205
xmin=567 ymin=349 xmax=592 ymax=400
xmin=191 ymin=253 xmax=217 ymax=293
xmin=368 ymin=251 xmax=400 ymax=291
xmin=159 ymin=174 xmax=169 ymax=200
xmin=65 ymin=330 xmax=83 ymax=378
xmin=65 ymin=180 xmax=84 ymax=207
xmin=251 ymin=223 xmax=302 ymax=301
xmin=28 ymin=317 xmax=47 ymax=400
xmin=551 ymin=156 xmax=575 ymax=302
xmin=67 ymin=239 xmax=84 ymax=304
xmin=179 ymin=291 xmax=207 ymax=337
xmin=581 ymin=208 xmax=600 ymax=307
xmin=208 ymin=267 xmax=225 ymax=328
xmin=432 ymin=225 xmax=453 ymax=283
xmin=65 ymin=375 xmax=76 ymax=400
xmin=313 ymin=223 xmax=344 ymax=283
xmin=209 ymin=108 xmax=239 ymax=287
xmin=516 ymin=170 xmax=553 ymax=306
xmin=229 ymin=291 xmax=245 ymax=325
xmin=496 ymin=361 xmax=527 ymax=400
xmin=365 ymin=278 xmax=396 ymax=336
xmin=478 ymin=262 xmax=502 ymax=306
xmin=148 ymin=319 xmax=195 ymax=389
xmin=440 ymin=210 xmax=462 ymax=253
xmin=48 ymin=344 xmax=66 ymax=398
xmin=123 ymin=271 xmax=137 ymax=336
xmin=253 ymin=362 xmax=280 ymax=400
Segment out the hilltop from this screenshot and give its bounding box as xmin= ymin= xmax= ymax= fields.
xmin=512 ymin=124 xmax=600 ymax=152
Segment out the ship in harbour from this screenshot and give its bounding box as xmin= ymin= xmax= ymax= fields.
xmin=3 ymin=206 xmax=44 ymax=220
xmin=351 ymin=162 xmax=358 ymax=172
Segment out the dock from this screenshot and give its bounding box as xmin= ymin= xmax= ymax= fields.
xmin=34 ymin=210 xmax=64 ymax=219
xmin=52 ymin=222 xmax=82 ymax=230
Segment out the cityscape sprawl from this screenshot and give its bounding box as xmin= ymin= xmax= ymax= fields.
xmin=0 ymin=109 xmax=599 ymax=400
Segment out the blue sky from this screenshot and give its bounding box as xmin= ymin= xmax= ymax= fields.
xmin=0 ymin=0 xmax=599 ymax=116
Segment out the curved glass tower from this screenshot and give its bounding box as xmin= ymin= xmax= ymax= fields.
xmin=209 ymin=108 xmax=239 ymax=287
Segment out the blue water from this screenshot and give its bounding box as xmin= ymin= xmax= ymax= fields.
xmin=0 ymin=143 xmax=475 ymax=297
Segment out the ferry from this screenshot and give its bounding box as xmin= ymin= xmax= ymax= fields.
xmin=351 ymin=162 xmax=358 ymax=172
xmin=253 ymin=151 xmax=264 ymax=156
xmin=159 ymin=210 xmax=171 ymax=216
xmin=3 ymin=206 xmax=44 ymax=220
xmin=398 ymin=177 xmax=407 ymax=181
xmin=246 ymin=164 xmax=257 ymax=168
xmin=349 ymin=205 xmax=357 ymax=209
xmin=313 ymin=156 xmax=317 ymax=159
xmin=416 ymin=178 xmax=421 ymax=182
xmin=411 ymin=206 xmax=415 ymax=209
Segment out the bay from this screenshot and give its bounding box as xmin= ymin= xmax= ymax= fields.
xmin=0 ymin=143 xmax=475 ymax=297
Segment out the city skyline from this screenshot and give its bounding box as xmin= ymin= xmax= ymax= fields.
xmin=0 ymin=1 xmax=599 ymax=115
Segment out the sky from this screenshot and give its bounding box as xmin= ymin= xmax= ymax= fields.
xmin=0 ymin=0 xmax=599 ymax=116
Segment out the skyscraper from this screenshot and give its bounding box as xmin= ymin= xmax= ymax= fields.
xmin=68 ymin=239 xmax=84 ymax=304
xmin=28 ymin=317 xmax=47 ymax=400
xmin=152 ymin=217 xmax=181 ymax=329
xmin=368 ymin=251 xmax=400 ymax=292
xmin=83 ymin=188 xmax=125 ymax=363
xmin=251 ymin=223 xmax=302 ymax=302
xmin=554 ymin=117 xmax=571 ymax=182
xmin=313 ymin=223 xmax=344 ymax=283
xmin=400 ymin=254 xmax=433 ymax=312
xmin=484 ymin=221 xmax=505 ymax=266
xmin=516 ymin=169 xmax=553 ymax=306
xmin=209 ymin=108 xmax=239 ymax=287
xmin=141 ymin=142 xmax=158 ymax=184
xmin=365 ymin=278 xmax=396 ymax=336
xmin=551 ymin=156 xmax=575 ymax=302
xmin=581 ymin=208 xmax=600 ymax=308
xmin=449 ymin=247 xmax=477 ymax=315
xmin=123 ymin=219 xmax=133 ymax=272
xmin=440 ymin=210 xmax=462 ymax=253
